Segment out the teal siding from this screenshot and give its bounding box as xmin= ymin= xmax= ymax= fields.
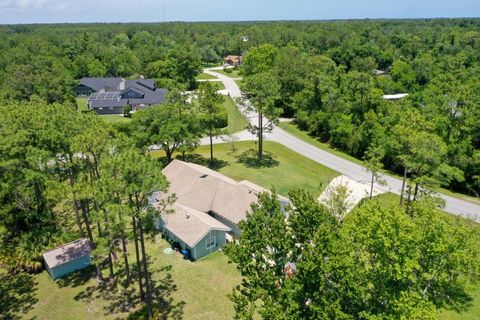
xmin=156 ymin=217 xmax=227 ymax=260
xmin=191 ymin=230 xmax=227 ymax=260
xmin=47 ymin=255 xmax=91 ymax=280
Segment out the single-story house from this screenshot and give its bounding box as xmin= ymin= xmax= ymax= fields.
xmin=224 ymin=55 xmax=242 ymax=66
xmin=42 ymin=238 xmax=92 ymax=280
xmin=74 ymin=77 xmax=167 ymax=115
xmin=151 ymin=160 xmax=288 ymax=259
xmin=374 ymin=69 xmax=388 ymax=76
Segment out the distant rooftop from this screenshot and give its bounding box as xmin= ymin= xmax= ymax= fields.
xmin=382 ymin=93 xmax=409 ymax=100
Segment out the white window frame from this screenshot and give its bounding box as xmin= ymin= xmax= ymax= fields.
xmin=206 ymin=233 xmax=216 ymax=250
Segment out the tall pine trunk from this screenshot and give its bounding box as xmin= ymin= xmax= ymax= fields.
xmin=121 ymin=236 xmax=131 ymax=286
xmin=400 ymin=168 xmax=407 ymax=207
xmin=406 ymin=183 xmax=413 ymax=217
xmin=132 ymin=216 xmax=145 ymax=301
xmin=209 ymin=128 xmax=214 ymax=166
xmin=258 ymin=113 xmax=263 ymax=161
xmin=108 ymin=252 xmax=114 ymax=279
xmin=80 ymin=200 xmax=103 ymax=282
xmin=67 ymin=162 xmax=84 ymax=237
xmin=138 ymin=219 xmax=154 ymax=318
xmin=118 ymin=212 xmax=131 ymax=286
xmin=413 ymin=182 xmax=419 ymax=201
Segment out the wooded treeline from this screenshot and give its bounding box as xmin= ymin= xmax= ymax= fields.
xmin=0 ymin=19 xmax=479 ymax=195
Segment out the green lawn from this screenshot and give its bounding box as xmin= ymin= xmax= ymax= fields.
xmin=222 ymin=96 xmax=248 ymax=134
xmin=75 ymin=97 xmax=88 ymax=112
xmin=99 ymin=114 xmax=132 ymax=124
xmin=439 ymin=290 xmax=480 ymax=320
xmin=152 ymin=141 xmax=339 ymax=198
xmin=278 ymin=122 xmax=364 ymax=165
xmin=3 ymin=236 xmax=240 ymax=320
xmin=213 ymin=81 xmax=226 ymax=91
xmin=214 ymin=69 xmax=241 ymax=78
xmin=196 ymin=73 xmax=217 ymax=80
xmin=278 ymin=122 xmax=480 ymax=205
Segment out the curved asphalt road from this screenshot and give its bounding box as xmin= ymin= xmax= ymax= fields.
xmin=203 ymin=67 xmax=480 ymax=222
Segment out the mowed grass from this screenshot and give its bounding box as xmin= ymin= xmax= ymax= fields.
xmin=9 ymin=237 xmax=240 ymax=320
xmin=75 ymin=97 xmax=88 ymax=111
xmin=152 ymin=141 xmax=339 ymax=198
xmin=439 ymin=290 xmax=480 ymax=320
xmin=196 ymin=73 xmax=217 ymax=80
xmin=100 ymin=114 xmax=132 ymax=124
xmin=147 ymin=237 xmax=240 ymax=320
xmin=278 ymin=122 xmax=364 ymax=165
xmin=214 ymin=69 xmax=241 ymax=78
xmin=222 ymin=96 xmax=248 ymax=134
xmin=278 ymin=122 xmax=480 ymax=205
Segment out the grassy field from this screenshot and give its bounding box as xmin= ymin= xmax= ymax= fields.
xmin=439 ymin=290 xmax=480 ymax=320
xmin=99 ymin=114 xmax=132 ymax=124
xmin=196 ymin=73 xmax=217 ymax=80
xmin=278 ymin=122 xmax=480 ymax=205
xmin=3 ymin=237 xmax=240 ymax=320
xmin=278 ymin=122 xmax=364 ymax=165
xmin=221 ymin=96 xmax=248 ymax=134
xmin=152 ymin=141 xmax=339 ymax=198
xmin=75 ymin=97 xmax=88 ymax=112
xmin=214 ymin=69 xmax=241 ymax=78
xmin=210 ymin=81 xmax=226 ymax=91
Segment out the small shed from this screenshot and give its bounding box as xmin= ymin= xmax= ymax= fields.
xmin=42 ymin=238 xmax=92 ymax=280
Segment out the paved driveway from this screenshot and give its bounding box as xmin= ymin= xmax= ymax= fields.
xmin=203 ymin=68 xmax=480 ymax=222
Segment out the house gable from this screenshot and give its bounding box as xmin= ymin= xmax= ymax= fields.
xmin=121 ymin=87 xmax=145 ymax=99
xmin=74 ymin=84 xmax=96 ymax=96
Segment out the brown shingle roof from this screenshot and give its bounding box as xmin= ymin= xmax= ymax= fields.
xmin=162 ymin=204 xmax=230 ymax=247
xmin=160 ymin=160 xmax=268 ymax=224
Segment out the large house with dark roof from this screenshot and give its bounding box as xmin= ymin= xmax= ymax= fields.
xmin=74 ymin=77 xmax=167 ymax=115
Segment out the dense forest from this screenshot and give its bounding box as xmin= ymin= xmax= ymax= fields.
xmin=1 ymin=19 xmax=480 ymax=319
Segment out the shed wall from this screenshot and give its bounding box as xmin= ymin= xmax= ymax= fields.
xmin=49 ymin=255 xmax=91 ymax=280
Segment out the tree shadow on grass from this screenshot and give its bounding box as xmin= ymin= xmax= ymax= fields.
xmin=72 ymin=261 xmax=184 ymax=319
xmin=130 ymin=265 xmax=185 ymax=320
xmin=179 ymin=153 xmax=229 ymax=170
xmin=236 ymin=149 xmax=279 ymax=168
xmin=0 ymin=272 xmax=38 ymax=320
xmin=56 ymin=265 xmax=96 ymax=288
